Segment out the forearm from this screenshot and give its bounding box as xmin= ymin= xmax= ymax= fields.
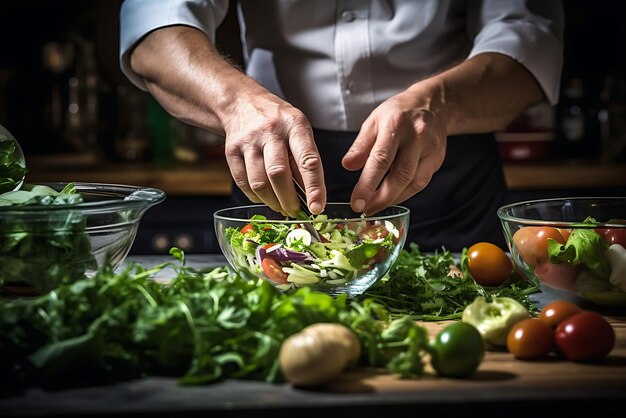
xmin=129 ymin=25 xmax=267 ymax=135
xmin=412 ymin=52 xmax=546 ymax=136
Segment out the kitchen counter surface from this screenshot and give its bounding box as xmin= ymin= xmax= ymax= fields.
xmin=1 ymin=254 xmax=625 ymax=418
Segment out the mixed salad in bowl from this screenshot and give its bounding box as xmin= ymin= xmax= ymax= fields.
xmin=498 ymin=197 xmax=626 ymax=309
xmin=215 ymin=204 xmax=409 ymax=296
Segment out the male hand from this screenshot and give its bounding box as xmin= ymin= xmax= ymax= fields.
xmin=223 ymin=92 xmax=326 ymax=217
xmin=342 ymin=85 xmax=447 ymax=215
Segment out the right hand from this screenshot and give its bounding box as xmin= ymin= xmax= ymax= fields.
xmin=129 ymin=26 xmax=326 ymax=217
xmin=222 ymin=91 xmax=326 ymax=217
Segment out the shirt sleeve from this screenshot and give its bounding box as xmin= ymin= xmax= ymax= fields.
xmin=467 ymin=0 xmax=565 ymax=105
xmin=119 ymin=0 xmax=230 ymax=90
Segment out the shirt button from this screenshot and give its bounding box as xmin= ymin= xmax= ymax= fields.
xmin=341 ymin=10 xmax=355 ymax=22
xmin=345 ymin=81 xmax=356 ymax=95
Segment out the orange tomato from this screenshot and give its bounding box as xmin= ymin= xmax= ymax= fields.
xmin=512 ymin=227 xmax=567 ymax=267
xmin=507 ymin=318 xmax=555 ymax=360
xmin=466 ymin=242 xmax=513 ymax=287
xmin=539 ymin=300 xmax=582 ymax=328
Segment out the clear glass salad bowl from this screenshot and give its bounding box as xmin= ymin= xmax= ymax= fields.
xmin=214 ymin=203 xmax=410 ymax=298
xmin=0 ymin=182 xmax=165 ymax=295
xmin=498 ymin=197 xmax=626 ymax=310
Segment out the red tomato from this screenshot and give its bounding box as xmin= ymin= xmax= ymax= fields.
xmin=555 ymin=311 xmax=615 ymax=362
xmin=261 ymin=258 xmax=289 ymax=284
xmin=359 ymin=224 xmax=389 ymax=241
xmin=539 ymin=300 xmax=582 ymax=328
xmin=556 ymin=228 xmax=571 ymax=242
xmin=512 ymin=227 xmax=567 ymax=267
xmin=466 ymin=242 xmax=513 ymax=287
xmin=241 ymin=223 xmax=254 ymax=234
xmin=507 ymin=318 xmax=555 ymax=360
xmin=596 ymin=228 xmax=626 ymax=247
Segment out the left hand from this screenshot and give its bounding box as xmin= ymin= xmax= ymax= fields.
xmin=342 ymin=84 xmax=447 ymax=215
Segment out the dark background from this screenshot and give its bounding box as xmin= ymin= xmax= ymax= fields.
xmin=0 ymin=0 xmax=625 ymax=254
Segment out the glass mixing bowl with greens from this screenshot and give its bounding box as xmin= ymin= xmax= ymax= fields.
xmin=0 ymin=182 xmax=165 ymax=295
xmin=214 ymin=203 xmax=410 ymax=298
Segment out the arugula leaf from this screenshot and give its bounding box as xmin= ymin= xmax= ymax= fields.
xmin=0 ymin=250 xmax=431 ymax=390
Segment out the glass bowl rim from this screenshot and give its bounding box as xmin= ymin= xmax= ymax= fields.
xmin=497 ymin=196 xmax=626 ymax=227
xmin=0 ymin=181 xmax=166 ymax=214
xmin=214 ymin=203 xmax=410 ymax=224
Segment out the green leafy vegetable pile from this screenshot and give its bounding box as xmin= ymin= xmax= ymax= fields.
xmin=0 ymin=249 xmax=430 ymax=392
xmin=363 ymin=243 xmax=538 ymax=320
xmin=0 ymin=183 xmax=96 ymax=293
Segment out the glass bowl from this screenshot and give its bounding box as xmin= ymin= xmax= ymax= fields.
xmin=498 ymin=197 xmax=626 ymax=310
xmin=214 ymin=203 xmax=410 ymax=298
xmin=0 ymin=182 xmax=165 ymax=295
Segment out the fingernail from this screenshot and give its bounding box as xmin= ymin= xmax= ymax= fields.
xmin=310 ymin=201 xmax=323 ymax=214
xmin=354 ymin=198 xmax=366 ymax=213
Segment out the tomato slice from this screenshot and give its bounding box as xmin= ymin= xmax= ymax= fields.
xmin=241 ymin=223 xmax=254 ymax=234
xmin=261 ymin=258 xmax=289 ymax=284
xmin=359 ymin=224 xmax=389 ymax=241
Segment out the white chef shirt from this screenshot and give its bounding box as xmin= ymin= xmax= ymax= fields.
xmin=120 ymin=0 xmax=564 ymax=132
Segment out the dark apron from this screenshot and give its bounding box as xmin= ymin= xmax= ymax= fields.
xmin=230 ymin=129 xmax=509 ymax=252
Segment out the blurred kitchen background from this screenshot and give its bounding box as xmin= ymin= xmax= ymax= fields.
xmin=1 ymin=0 xmax=625 ymax=255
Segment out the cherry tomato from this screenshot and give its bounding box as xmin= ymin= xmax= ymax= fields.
xmin=596 ymin=228 xmax=626 ymax=247
xmin=358 ymin=224 xmax=389 ymax=241
xmin=429 ymin=322 xmax=485 ymax=378
xmin=512 ymin=227 xmax=567 ymax=267
xmin=555 ymin=311 xmax=615 ymax=362
xmin=539 ymin=300 xmax=582 ymax=328
xmin=261 ymin=258 xmax=289 ymax=284
xmin=241 ymin=223 xmax=254 ymax=234
xmin=466 ymin=242 xmax=513 ymax=287
xmin=556 ymin=228 xmax=571 ymax=242
xmin=506 ymin=318 xmax=554 ymax=360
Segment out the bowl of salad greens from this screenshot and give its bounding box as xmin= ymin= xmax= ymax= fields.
xmin=214 ymin=203 xmax=410 ymax=297
xmin=498 ymin=197 xmax=626 ymax=310
xmin=0 ymin=181 xmax=165 ymax=295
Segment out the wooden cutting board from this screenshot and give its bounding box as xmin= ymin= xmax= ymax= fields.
xmin=320 ymin=316 xmax=626 ymax=395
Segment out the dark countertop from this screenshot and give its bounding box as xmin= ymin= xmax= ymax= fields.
xmin=1 ymin=254 xmax=625 ymax=418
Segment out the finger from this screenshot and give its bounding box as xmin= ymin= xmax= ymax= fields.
xmin=392 ymin=152 xmax=444 ymax=205
xmin=363 ymin=140 xmax=421 ymax=215
xmin=350 ymin=121 xmax=402 ymax=213
xmin=243 ymin=145 xmax=284 ymax=214
xmin=342 ymin=118 xmax=376 ymax=171
xmin=263 ymin=136 xmax=301 ymax=217
xmin=224 ymin=144 xmax=261 ymax=203
xmin=289 ymin=125 xmax=326 ymax=214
